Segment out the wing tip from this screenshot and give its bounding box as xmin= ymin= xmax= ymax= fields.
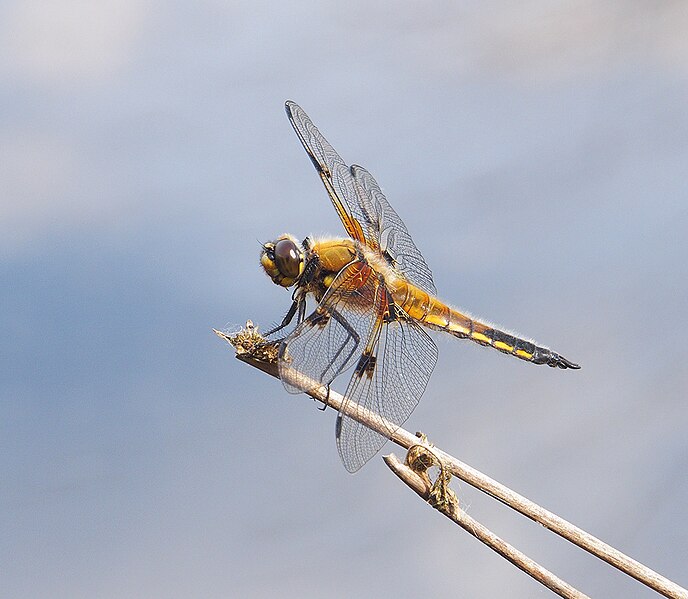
xmin=285 ymin=99 xmax=298 ymax=117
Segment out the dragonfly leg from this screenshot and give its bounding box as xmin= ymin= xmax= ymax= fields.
xmin=264 ymin=295 xmax=304 ymax=338
xmin=317 ymin=308 xmax=360 ymax=382
xmin=297 ymin=294 xmax=307 ymax=323
xmin=315 ymin=385 xmax=329 ymax=411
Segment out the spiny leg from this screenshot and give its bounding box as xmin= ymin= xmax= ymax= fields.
xmin=264 ymin=295 xmax=305 ymax=338
xmin=316 ymin=308 xmax=360 ymax=381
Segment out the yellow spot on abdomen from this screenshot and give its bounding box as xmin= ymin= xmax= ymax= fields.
xmin=424 ymin=312 xmax=449 ymax=327
xmin=515 ymin=349 xmax=533 ymax=360
xmin=494 ymin=341 xmax=513 ymax=352
xmin=471 ymin=332 xmax=490 ymax=343
xmin=448 ymin=322 xmax=470 ymax=335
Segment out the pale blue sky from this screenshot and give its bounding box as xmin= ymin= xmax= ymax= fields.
xmin=1 ymin=2 xmax=687 ymax=597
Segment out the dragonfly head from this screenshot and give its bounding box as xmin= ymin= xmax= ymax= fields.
xmin=260 ymin=234 xmax=305 ymax=288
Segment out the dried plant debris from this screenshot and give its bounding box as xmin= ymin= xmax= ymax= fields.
xmin=407 ymin=436 xmax=458 ymax=513
xmin=213 ymin=321 xmax=279 ymax=363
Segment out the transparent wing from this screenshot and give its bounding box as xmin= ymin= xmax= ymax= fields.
xmin=285 ymin=101 xmax=367 ymax=244
xmin=278 ymin=261 xmax=380 ymax=394
xmin=285 ymin=101 xmax=436 ymax=295
xmin=351 ymin=165 xmax=437 ymax=295
xmin=336 ymin=306 xmax=439 ymax=473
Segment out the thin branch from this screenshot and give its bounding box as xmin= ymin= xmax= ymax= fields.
xmin=423 ymin=443 xmax=687 ymax=599
xmin=216 ymin=324 xmax=688 ymax=599
xmin=384 ymin=453 xmax=590 ymax=599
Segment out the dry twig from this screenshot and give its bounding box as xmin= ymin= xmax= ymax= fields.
xmin=216 ymin=322 xmax=688 ymax=599
xmin=384 ymin=450 xmax=589 ymax=599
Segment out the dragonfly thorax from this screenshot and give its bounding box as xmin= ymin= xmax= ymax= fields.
xmin=260 ymin=234 xmax=305 ymax=288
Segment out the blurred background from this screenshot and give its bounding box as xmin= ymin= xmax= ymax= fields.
xmin=1 ymin=1 xmax=687 ymax=597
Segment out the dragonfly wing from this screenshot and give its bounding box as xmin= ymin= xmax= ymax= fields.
xmin=285 ymin=101 xmax=367 ymax=244
xmin=286 ymin=102 xmax=436 ymax=297
xmin=351 ymin=164 xmax=437 ymax=295
xmin=278 ymin=260 xmax=380 ymax=395
xmin=330 ymin=161 xmax=382 ymax=252
xmin=336 ymin=306 xmax=439 ymax=473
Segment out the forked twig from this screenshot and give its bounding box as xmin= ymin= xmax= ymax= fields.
xmin=216 ymin=323 xmax=688 ymax=599
xmin=384 ymin=451 xmax=588 ymax=599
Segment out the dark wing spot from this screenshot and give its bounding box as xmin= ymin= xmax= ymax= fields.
xmin=354 ymin=352 xmax=377 ymax=379
xmin=309 ymin=308 xmax=331 ymax=328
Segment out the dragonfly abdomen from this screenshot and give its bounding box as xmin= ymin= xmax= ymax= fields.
xmin=393 ymin=281 xmax=579 ymax=369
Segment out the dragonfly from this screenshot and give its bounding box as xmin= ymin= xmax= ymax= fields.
xmin=260 ymin=101 xmax=580 ymax=472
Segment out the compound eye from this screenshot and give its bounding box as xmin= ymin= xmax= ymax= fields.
xmin=274 ymin=239 xmax=302 ymax=278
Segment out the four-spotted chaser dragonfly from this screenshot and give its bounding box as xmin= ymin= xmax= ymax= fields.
xmin=260 ymin=101 xmax=579 ymax=472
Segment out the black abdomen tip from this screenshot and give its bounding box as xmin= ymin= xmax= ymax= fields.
xmin=549 ymin=354 xmax=581 ymax=369
xmin=532 ymin=348 xmax=580 ymax=369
